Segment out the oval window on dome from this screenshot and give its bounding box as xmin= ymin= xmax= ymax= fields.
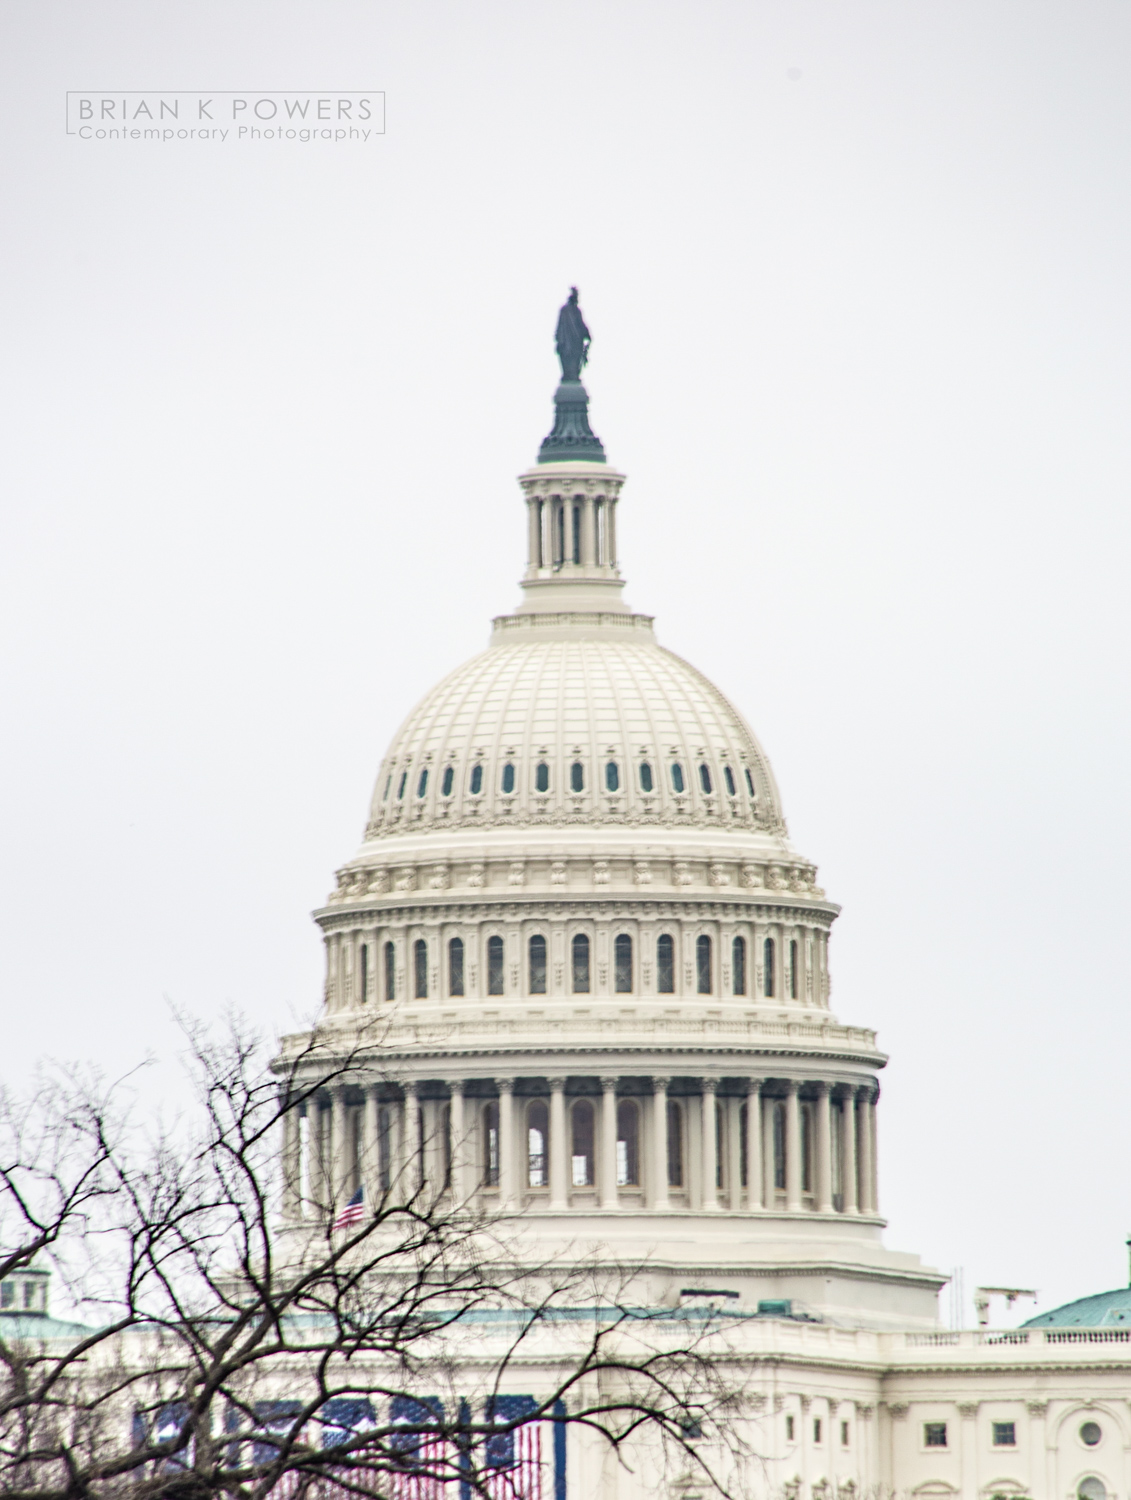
xmin=470 ymin=764 xmax=483 ymax=795
xmin=605 ymin=761 xmax=619 ymax=792
xmin=639 ymin=761 xmax=653 ymax=793
xmin=397 ymin=772 xmax=407 ymax=800
xmin=417 ymin=769 xmax=429 ymax=798
xmin=441 ymin=766 xmax=454 ymax=797
xmin=744 ymin=767 xmax=756 ymax=798
xmin=570 ymin=761 xmax=585 ymax=793
xmin=1080 ymin=1423 xmax=1102 ymax=1448
xmin=501 ymin=762 xmax=516 ymax=794
xmin=670 ymin=763 xmax=685 ymax=794
xmin=535 ymin=762 xmax=549 ymax=793
xmin=699 ymin=763 xmax=713 ymax=795
xmin=723 ymin=765 xmax=736 ymax=796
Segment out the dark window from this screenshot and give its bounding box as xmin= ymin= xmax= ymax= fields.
xmin=470 ymin=764 xmax=483 ymax=795
xmin=528 ymin=934 xmax=547 ymax=994
xmin=614 ymin=934 xmax=632 ymax=992
xmin=670 ymin=762 xmax=685 ymax=793
xmin=571 ymin=1100 xmax=594 ymax=1185
xmin=696 ymin=935 xmax=712 ymax=994
xmin=667 ymin=1100 xmax=683 ymax=1186
xmin=501 ymin=762 xmax=515 ymax=794
xmin=724 ymin=765 xmax=736 ymax=796
xmin=699 ymin=763 xmax=712 ymax=794
xmin=657 ymin=934 xmax=675 ymax=993
xmin=732 ymin=936 xmax=746 ymax=996
xmin=744 ymin=767 xmax=756 ymax=797
xmin=773 ymin=1103 xmax=786 ymax=1190
xmin=790 ymin=939 xmax=798 ymax=999
xmin=397 ymin=772 xmax=407 ymax=799
xmin=572 ymin=503 xmax=581 ymax=564
xmin=487 ymin=936 xmax=504 ymax=995
xmin=992 ymin=1423 xmax=1016 ymax=1447
xmin=1080 ymin=1422 xmax=1102 ymax=1447
xmin=785 ymin=1415 xmax=795 ymax=1442
xmin=527 ymin=1100 xmax=548 ymax=1187
xmin=383 ymin=775 xmax=392 ymax=801
xmin=384 ymin=941 xmax=395 ymax=1001
xmin=715 ymin=1097 xmax=725 ymax=1189
xmin=639 ymin=761 xmax=653 ymax=792
xmin=841 ymin=1421 xmax=850 ymax=1447
xmin=813 ymin=1419 xmax=822 ymax=1444
xmin=764 ymin=937 xmax=775 ymax=998
xmin=924 ymin=1423 xmax=947 ymax=1448
xmin=414 ymin=939 xmax=428 ymax=998
xmin=359 ymin=944 xmax=369 ymax=1003
xmin=572 ymin=933 xmax=590 ymax=993
xmin=416 ymin=769 xmax=428 ymax=798
xmin=616 ymin=1100 xmax=639 ymax=1185
xmin=441 ymin=766 xmax=454 ymax=797
xmin=739 ymin=1100 xmax=748 ymax=1185
xmin=801 ymin=1105 xmax=813 ymax=1192
xmin=535 ymin=762 xmax=549 ymax=793
xmin=570 ymin=761 xmax=584 ymax=793
xmin=605 ymin=761 xmax=619 ymax=792
xmin=483 ymin=1102 xmax=499 ymax=1186
xmin=448 ymin=938 xmax=464 ymax=996
xmin=556 ymin=504 xmax=565 ymax=565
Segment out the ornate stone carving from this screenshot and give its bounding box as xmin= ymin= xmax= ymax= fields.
xmin=673 ymin=861 xmax=693 ymax=886
xmin=709 ymin=862 xmax=729 ymax=887
xmin=592 ymin=860 xmax=610 ymax=885
xmin=394 ymin=867 xmax=416 ymax=892
xmin=367 ymin=867 xmax=389 ymax=895
xmin=768 ymin=865 xmax=787 ymax=891
xmin=428 ymin=864 xmax=450 ymax=890
xmin=887 ymin=1403 xmax=909 ymax=1419
xmin=550 ymin=860 xmax=568 ymax=885
xmin=633 ymin=860 xmax=652 ymax=885
xmin=508 ymin=861 xmax=525 ymax=888
xmin=466 ymin=863 xmax=485 ymax=888
xmin=741 ymin=863 xmax=763 ymax=888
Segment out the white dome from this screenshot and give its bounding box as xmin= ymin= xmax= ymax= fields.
xmin=363 ymin=621 xmax=786 ymax=844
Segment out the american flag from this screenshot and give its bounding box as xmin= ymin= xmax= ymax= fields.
xmin=332 ymin=1186 xmax=365 ymax=1233
xmin=485 ymin=1419 xmax=548 ymax=1500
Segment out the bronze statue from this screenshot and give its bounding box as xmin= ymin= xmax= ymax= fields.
xmin=555 ymin=287 xmax=591 ymax=382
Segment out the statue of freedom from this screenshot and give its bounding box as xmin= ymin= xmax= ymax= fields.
xmin=555 ymin=287 xmax=591 ymax=382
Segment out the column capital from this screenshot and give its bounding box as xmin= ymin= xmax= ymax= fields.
xmin=496 ymin=1077 xmax=516 ymax=1095
xmin=745 ymin=1077 xmax=764 ymax=1095
xmin=547 ymin=1075 xmax=567 ymax=1092
xmin=402 ymin=1080 xmax=419 ymax=1099
xmin=957 ymin=1402 xmax=979 ymax=1420
xmin=855 ymin=1081 xmax=874 ymax=1102
xmin=599 ymin=1075 xmax=619 ymax=1091
xmin=701 ymin=1076 xmax=719 ymax=1094
xmin=650 ymin=1075 xmax=670 ymax=1091
xmin=813 ymin=1080 xmax=831 ymax=1098
xmin=784 ymin=1077 xmax=800 ymax=1096
xmin=444 ymin=1078 xmax=465 ymax=1095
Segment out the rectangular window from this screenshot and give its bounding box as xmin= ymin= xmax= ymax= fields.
xmin=992 ymin=1422 xmax=1016 ymax=1447
xmin=813 ymin=1418 xmax=822 ymax=1444
xmin=924 ymin=1423 xmax=947 ymax=1448
xmin=785 ymin=1415 xmax=795 ymax=1442
xmin=841 ymin=1421 xmax=850 ymax=1447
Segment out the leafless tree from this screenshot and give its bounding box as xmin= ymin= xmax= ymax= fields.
xmin=0 ymin=1019 xmax=754 ymax=1500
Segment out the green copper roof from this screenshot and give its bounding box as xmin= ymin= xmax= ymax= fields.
xmin=1022 ymin=1286 xmax=1131 ymax=1328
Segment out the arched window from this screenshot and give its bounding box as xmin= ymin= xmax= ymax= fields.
xmin=416 ymin=769 xmax=428 ymax=798
xmin=670 ymin=762 xmax=685 ymax=793
xmin=801 ymin=1104 xmax=814 ymax=1193
xmin=699 ymin=763 xmax=713 ymax=795
xmin=732 ymin=936 xmax=746 ymax=996
xmin=614 ymin=934 xmax=632 ymax=993
xmin=414 ymin=939 xmax=428 ymax=999
xmin=528 ymin=934 xmax=547 ymax=994
xmin=696 ymin=935 xmax=712 ymax=994
xmin=790 ymin=939 xmax=799 ymax=1000
xmin=570 ymin=761 xmax=584 ymax=793
xmin=527 ymin=1100 xmax=548 ymax=1187
xmin=383 ymin=774 xmax=392 ymax=801
xmin=773 ymin=1102 xmax=786 ymax=1190
xmin=657 ymin=934 xmax=675 ymax=994
xmin=384 ymin=941 xmax=395 ymax=1001
xmin=723 ymin=765 xmax=736 ymax=796
xmin=535 ymin=762 xmax=549 ymax=793
xmin=667 ymin=1100 xmax=683 ymax=1186
xmin=483 ymin=1101 xmax=499 ymax=1187
xmin=397 ymin=772 xmax=407 ymax=799
xmin=571 ymin=933 xmax=590 ymax=993
xmin=763 ymin=937 xmax=776 ymax=998
xmin=744 ymin=767 xmax=756 ymax=797
xmin=616 ymin=1099 xmax=640 ymax=1186
xmin=501 ymin=762 xmax=515 ymax=794
xmin=487 ymin=936 xmax=504 ymax=996
xmin=441 ymin=766 xmax=454 ymax=797
xmin=359 ymin=944 xmax=369 ymax=1003
xmin=605 ymin=761 xmax=619 ymax=792
xmin=470 ymin=764 xmax=483 ymax=795
xmin=448 ymin=937 xmax=464 ymax=996
xmin=571 ymin=1100 xmax=594 ymax=1186
xmin=639 ymin=761 xmax=653 ymax=792
xmin=572 ymin=503 xmax=581 ymax=564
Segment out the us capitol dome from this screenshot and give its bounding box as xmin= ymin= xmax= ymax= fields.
xmin=278 ymin=290 xmax=945 ymax=1330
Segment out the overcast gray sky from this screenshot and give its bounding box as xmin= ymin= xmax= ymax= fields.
xmin=1 ymin=0 xmax=1129 ymax=1324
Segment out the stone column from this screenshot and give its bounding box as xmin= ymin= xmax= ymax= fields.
xmin=745 ymin=1079 xmax=763 ymax=1210
xmin=528 ymin=499 xmax=542 ymax=568
xmin=857 ymin=1087 xmax=875 ymax=1215
xmin=840 ymin=1088 xmax=858 ymax=1214
xmin=281 ymin=1097 xmax=300 ymax=1220
xmin=650 ymin=1078 xmax=670 ymax=1210
xmin=700 ymin=1079 xmax=719 ymax=1210
xmin=784 ymin=1081 xmax=802 ymax=1211
xmin=362 ymin=1084 xmax=380 ymax=1214
xmin=332 ymin=1086 xmax=350 ymax=1214
xmin=868 ymin=1088 xmax=880 ymax=1214
xmin=447 ymin=1080 xmax=466 ymax=1207
xmin=548 ymin=1077 xmax=568 ymax=1209
xmin=402 ymin=1083 xmax=421 ymax=1200
xmin=727 ymin=1097 xmax=743 ymax=1210
xmin=497 ymin=1079 xmax=516 ymax=1210
xmin=600 ymin=1077 xmax=619 ymax=1208
xmin=1026 ymin=1402 xmax=1050 ymax=1500
xmin=582 ymin=497 xmax=597 ymax=565
xmin=607 ymin=497 xmax=617 ymax=567
xmin=761 ymin=1092 xmax=776 ymax=1208
xmin=815 ymin=1082 xmax=833 ymax=1213
xmin=957 ymin=1402 xmax=978 ymax=1500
